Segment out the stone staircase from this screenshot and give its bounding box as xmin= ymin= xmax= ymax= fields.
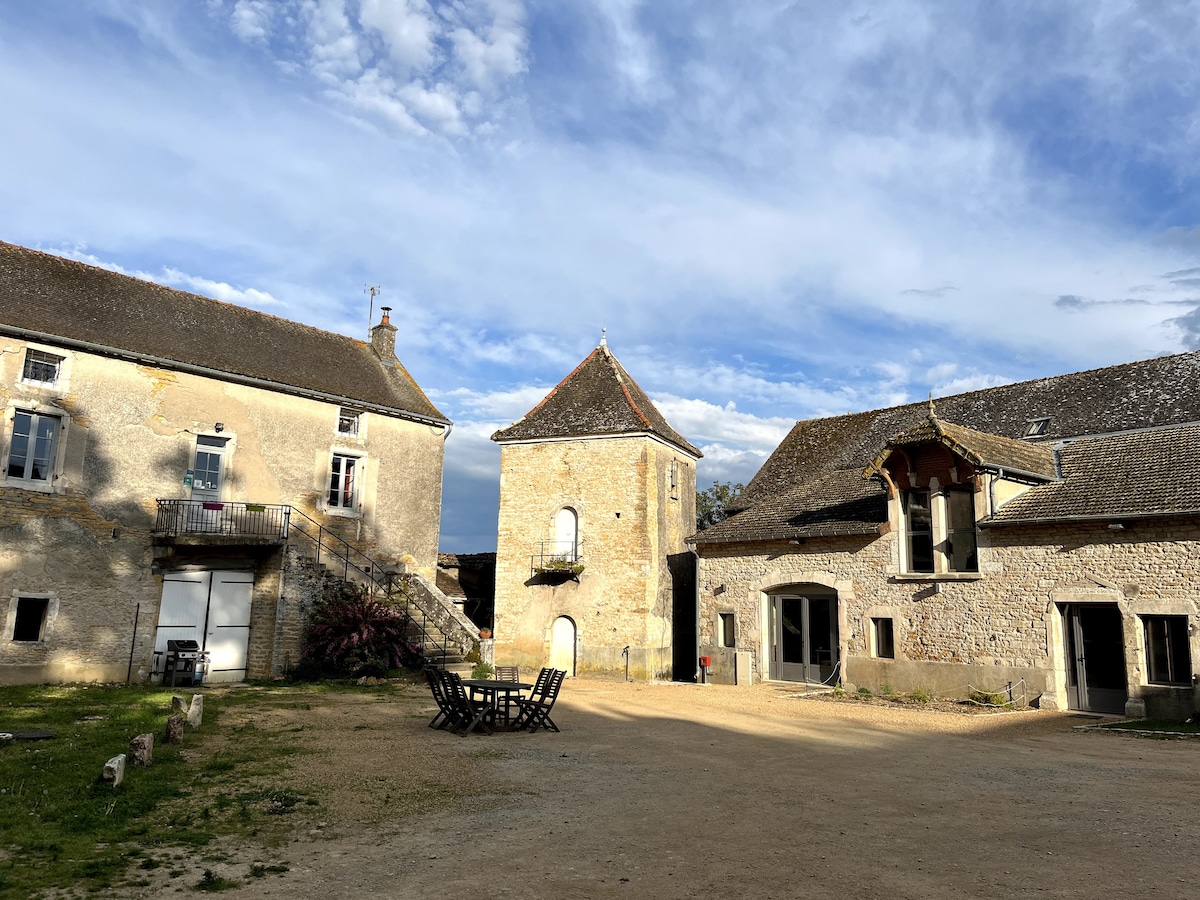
xmin=282 ymin=507 xmax=483 ymax=674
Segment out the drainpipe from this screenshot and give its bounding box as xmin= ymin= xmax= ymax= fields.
xmin=126 ymin=602 xmax=140 ymax=683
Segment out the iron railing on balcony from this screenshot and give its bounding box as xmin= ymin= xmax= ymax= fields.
xmin=154 ymin=499 xmax=291 ymax=539
xmin=530 ymin=540 xmax=585 ymax=578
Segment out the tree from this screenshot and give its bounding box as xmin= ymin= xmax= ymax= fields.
xmin=696 ymin=480 xmax=745 ymax=530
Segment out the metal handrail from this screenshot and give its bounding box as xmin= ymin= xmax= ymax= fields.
xmin=152 ymin=498 xmax=458 ymax=668
xmin=281 ymin=505 xmax=456 ymax=667
xmin=530 ymin=540 xmax=585 ymax=578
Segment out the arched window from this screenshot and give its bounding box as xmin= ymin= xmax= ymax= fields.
xmin=554 ymin=507 xmax=579 ymax=561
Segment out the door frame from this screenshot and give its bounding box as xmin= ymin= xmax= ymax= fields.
xmin=1062 ymin=603 xmax=1128 ymax=714
xmin=767 ymin=587 xmax=839 ymax=684
xmin=155 ymin=570 xmax=254 ymax=683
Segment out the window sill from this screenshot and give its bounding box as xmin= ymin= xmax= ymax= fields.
xmin=3 ymin=478 xmax=58 ymax=494
xmin=892 ymin=572 xmax=982 ymax=583
xmin=323 ymin=505 xmax=360 ymax=519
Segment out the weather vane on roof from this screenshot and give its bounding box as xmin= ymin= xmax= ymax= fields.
xmin=600 ymin=325 xmax=607 ymax=347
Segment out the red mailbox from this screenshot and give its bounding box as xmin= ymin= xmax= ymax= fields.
xmin=698 ymin=655 xmax=712 ymax=668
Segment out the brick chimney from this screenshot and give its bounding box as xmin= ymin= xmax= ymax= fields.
xmin=370 ymin=306 xmax=397 ymax=364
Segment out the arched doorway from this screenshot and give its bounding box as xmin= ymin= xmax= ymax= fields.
xmin=550 ymin=615 xmax=577 ymax=675
xmin=554 ymin=508 xmax=579 ymax=560
xmin=767 ymin=585 xmax=839 ymax=684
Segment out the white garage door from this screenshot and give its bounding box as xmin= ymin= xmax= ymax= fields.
xmin=156 ymin=570 xmax=253 ymax=684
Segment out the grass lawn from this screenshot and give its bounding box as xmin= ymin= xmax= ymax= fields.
xmin=0 ymin=682 xmax=367 ymax=898
xmin=1099 ymin=718 xmax=1200 ymax=734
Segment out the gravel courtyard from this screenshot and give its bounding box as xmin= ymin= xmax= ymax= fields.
xmin=141 ymin=679 xmax=1197 ymax=899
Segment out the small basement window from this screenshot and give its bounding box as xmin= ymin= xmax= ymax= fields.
xmin=872 ymin=617 xmax=895 ymax=659
xmin=12 ymin=596 xmax=50 ymax=641
xmin=718 ymin=612 xmax=736 ymax=648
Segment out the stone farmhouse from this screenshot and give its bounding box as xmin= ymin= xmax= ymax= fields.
xmin=491 ymin=336 xmax=701 ymax=681
xmin=0 ymin=242 xmax=475 ymax=685
xmin=690 ymin=351 xmax=1200 ymax=719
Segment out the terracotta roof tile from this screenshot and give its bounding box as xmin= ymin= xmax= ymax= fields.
xmin=0 ymin=242 xmax=448 ymax=424
xmin=491 ymin=345 xmax=700 ymax=456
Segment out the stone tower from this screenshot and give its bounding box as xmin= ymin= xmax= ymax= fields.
xmin=491 ymin=337 xmax=701 ymax=680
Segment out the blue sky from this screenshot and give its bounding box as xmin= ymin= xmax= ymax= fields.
xmin=4 ymin=1 xmax=1200 ymax=551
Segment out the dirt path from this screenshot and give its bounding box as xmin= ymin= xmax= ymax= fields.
xmin=141 ymin=680 xmax=1198 ymax=899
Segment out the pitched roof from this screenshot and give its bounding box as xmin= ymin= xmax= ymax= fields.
xmin=491 ymin=344 xmax=701 ymax=456
xmin=690 ymin=468 xmax=886 ymax=544
xmin=740 ymin=350 xmax=1200 ymax=510
xmin=865 ymin=415 xmax=1058 ymax=481
xmin=984 ymin=425 xmax=1200 ymax=525
xmin=0 ymin=242 xmax=448 ymax=424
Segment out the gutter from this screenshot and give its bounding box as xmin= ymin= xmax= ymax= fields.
xmin=2 ymin=324 xmax=452 ymax=428
xmin=980 ymin=508 xmax=1200 ymax=528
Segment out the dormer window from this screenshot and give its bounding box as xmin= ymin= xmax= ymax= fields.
xmin=901 ymin=486 xmax=978 ymax=574
xmin=1023 ymin=417 xmax=1051 ymax=438
xmin=21 ymin=349 xmax=63 ymax=386
xmin=337 ymin=407 xmax=361 ymax=436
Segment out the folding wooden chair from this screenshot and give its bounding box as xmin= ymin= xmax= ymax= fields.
xmin=445 ymin=671 xmax=492 ymax=736
xmin=425 ymin=667 xmax=455 ymax=730
xmin=514 ymin=668 xmax=566 ymax=733
xmin=492 ymin=666 xmax=521 ymax=723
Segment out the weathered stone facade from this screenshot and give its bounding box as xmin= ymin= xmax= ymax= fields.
xmin=697 ymin=513 xmax=1200 ymax=718
xmin=493 ymin=435 xmax=697 ymax=680
xmin=1 ymin=250 xmax=449 ymax=685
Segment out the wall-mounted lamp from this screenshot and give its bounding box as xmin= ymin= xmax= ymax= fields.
xmin=214 ymin=422 xmax=225 ymax=433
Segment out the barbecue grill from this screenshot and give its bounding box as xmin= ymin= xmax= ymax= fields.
xmin=162 ymin=639 xmax=206 ymax=688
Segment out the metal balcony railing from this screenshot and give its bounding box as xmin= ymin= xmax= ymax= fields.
xmin=530 ymin=540 xmax=585 ymax=578
xmin=153 ymin=499 xmax=291 ymax=539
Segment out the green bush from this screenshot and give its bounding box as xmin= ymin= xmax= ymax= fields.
xmin=968 ymin=688 xmax=1009 ymax=706
xmin=472 ymin=662 xmax=495 ymax=680
xmin=856 ymin=686 xmax=873 ymax=697
xmin=909 ymin=687 xmax=933 ymax=704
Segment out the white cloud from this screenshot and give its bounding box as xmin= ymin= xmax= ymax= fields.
xmin=359 ymin=0 xmax=439 ymax=72
xmin=230 ymin=0 xmax=274 ymax=43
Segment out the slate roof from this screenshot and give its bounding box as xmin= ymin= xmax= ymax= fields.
xmin=693 ymin=350 xmax=1200 ymax=544
xmin=739 ymin=350 xmax=1200 ymax=511
xmin=491 ymin=344 xmax=701 ymax=456
xmin=984 ymin=425 xmax=1200 ymax=525
xmin=0 ymin=242 xmax=448 ymax=424
xmin=690 ymin=469 xmax=886 ymax=544
xmin=865 ymin=415 xmax=1058 ymax=481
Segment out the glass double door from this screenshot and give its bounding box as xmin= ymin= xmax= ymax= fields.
xmin=1063 ymin=604 xmax=1128 ymax=714
xmin=769 ymin=591 xmax=839 ymax=684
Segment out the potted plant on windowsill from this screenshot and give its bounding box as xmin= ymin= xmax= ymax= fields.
xmin=533 ymin=556 xmax=585 ymax=576
xmin=478 ymin=627 xmax=493 ymax=640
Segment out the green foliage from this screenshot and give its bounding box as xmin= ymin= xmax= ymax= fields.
xmin=968 ymin=688 xmax=1009 ymax=707
xmin=195 ymin=868 xmax=238 ymax=891
xmin=297 ymin=581 xmax=421 ymax=680
xmin=909 ymin=687 xmax=933 ymax=704
xmin=534 ymin=556 xmax=585 ymax=575
xmin=471 ymin=662 xmax=495 ymax=680
xmin=856 ymin=686 xmax=873 ymax=697
xmin=881 ymin=682 xmax=896 ymax=698
xmin=696 ymin=481 xmax=745 ymax=530
xmin=830 ymin=684 xmax=845 ymax=698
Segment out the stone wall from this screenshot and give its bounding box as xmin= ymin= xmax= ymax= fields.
xmin=696 ymin=516 xmax=1200 ymax=715
xmin=493 ymin=435 xmax=696 ymax=680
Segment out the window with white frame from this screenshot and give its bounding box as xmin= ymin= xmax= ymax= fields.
xmin=337 ymin=407 xmax=361 ymax=436
xmin=7 ymin=410 xmax=59 ymax=483
xmin=20 ymin=349 xmax=64 ymax=386
xmin=901 ymin=486 xmax=978 ymax=574
xmin=1143 ymin=615 xmax=1190 ymax=686
xmin=328 ymin=453 xmax=360 ymax=510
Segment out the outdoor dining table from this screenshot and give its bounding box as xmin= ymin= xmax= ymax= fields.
xmin=461 ymin=678 xmax=533 ymax=729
